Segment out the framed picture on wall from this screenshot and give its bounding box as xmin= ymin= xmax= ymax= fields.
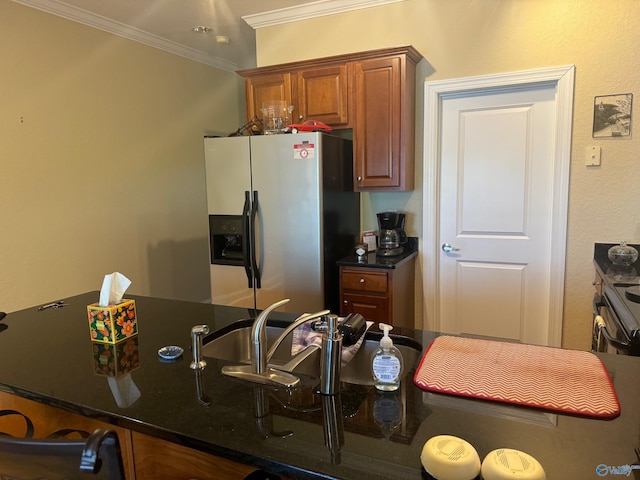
xmin=593 ymin=93 xmax=633 ymax=137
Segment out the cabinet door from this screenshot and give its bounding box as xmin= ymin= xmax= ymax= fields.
xmin=353 ymin=56 xmax=401 ymax=190
xmin=341 ymin=292 xmax=390 ymax=323
xmin=296 ymin=65 xmax=349 ymax=126
xmin=244 ymin=73 xmax=293 ymax=122
xmin=352 ymin=54 xmax=415 ymax=192
xmin=132 ymin=431 xmax=258 ymax=480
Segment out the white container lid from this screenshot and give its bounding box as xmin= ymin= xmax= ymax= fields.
xmin=420 ymin=435 xmax=481 ymax=480
xmin=481 ymin=448 xmax=546 ymax=480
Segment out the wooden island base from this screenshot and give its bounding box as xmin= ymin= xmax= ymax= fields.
xmin=0 ymin=390 xmax=284 ymax=480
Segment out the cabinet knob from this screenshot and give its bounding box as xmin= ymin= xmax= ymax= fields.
xmin=359 ymin=278 xmax=365 ymax=285
xmin=357 ymin=176 xmax=362 ymax=182
xmin=343 ymin=300 xmax=348 ymax=305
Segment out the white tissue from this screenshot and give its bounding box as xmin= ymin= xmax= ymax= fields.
xmin=107 ymin=375 xmax=141 ymax=408
xmin=99 ymin=272 xmax=131 ymax=307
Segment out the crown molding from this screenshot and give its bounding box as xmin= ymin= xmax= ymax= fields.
xmin=242 ymin=0 xmax=406 ymax=29
xmin=11 ymin=0 xmax=239 ymax=71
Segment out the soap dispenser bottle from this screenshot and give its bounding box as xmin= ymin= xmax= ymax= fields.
xmin=371 ymin=323 xmax=403 ymax=391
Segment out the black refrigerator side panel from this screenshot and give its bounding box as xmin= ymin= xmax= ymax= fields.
xmin=320 ymin=134 xmax=360 ymax=314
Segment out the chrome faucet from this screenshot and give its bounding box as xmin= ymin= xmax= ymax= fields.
xmin=222 ymin=299 xmax=330 ymax=388
xmin=264 ymin=304 xmax=331 ymax=367
xmin=252 ymin=298 xmax=291 ymax=375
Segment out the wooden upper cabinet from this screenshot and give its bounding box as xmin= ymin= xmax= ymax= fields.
xmin=353 ymin=56 xmax=402 ymax=190
xmin=243 ymin=72 xmax=293 ymax=121
xmin=241 ymin=65 xmax=348 ymax=127
xmin=238 ymin=46 xmax=423 ymax=192
xmin=352 ymin=50 xmax=418 ymax=191
xmin=297 ymin=65 xmax=349 ymax=126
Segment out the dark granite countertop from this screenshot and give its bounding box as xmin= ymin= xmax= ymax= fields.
xmin=594 ymin=242 xmax=640 ymax=285
xmin=1 ymin=292 xmax=640 ymax=479
xmin=337 ymin=238 xmax=418 ymax=269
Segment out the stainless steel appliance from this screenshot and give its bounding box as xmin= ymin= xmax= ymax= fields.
xmin=592 ymin=243 xmax=640 ymax=355
xmin=376 ymin=211 xmax=407 ymax=257
xmin=204 ymin=133 xmax=360 ymax=314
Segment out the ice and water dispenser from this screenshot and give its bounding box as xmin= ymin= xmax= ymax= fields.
xmin=208 ymin=215 xmax=245 ymax=266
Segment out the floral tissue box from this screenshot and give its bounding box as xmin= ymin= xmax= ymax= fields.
xmin=92 ymin=336 xmax=140 ymax=377
xmin=87 ymin=299 xmax=137 ymax=344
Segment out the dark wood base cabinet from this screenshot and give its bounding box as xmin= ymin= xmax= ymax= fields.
xmin=132 ymin=431 xmax=258 ymax=480
xmin=339 ymin=259 xmax=415 ymax=329
xmin=0 ymin=391 xmax=135 ymax=479
xmin=0 ymin=391 xmax=286 ymax=480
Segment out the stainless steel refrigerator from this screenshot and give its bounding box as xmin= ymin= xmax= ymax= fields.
xmin=204 ymin=133 xmax=360 ymax=314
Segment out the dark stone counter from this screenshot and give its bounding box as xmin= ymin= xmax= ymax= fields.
xmin=1 ymin=292 xmax=639 ymax=479
xmin=337 ymin=237 xmax=418 ymax=269
xmin=594 ymin=242 xmax=640 ymax=285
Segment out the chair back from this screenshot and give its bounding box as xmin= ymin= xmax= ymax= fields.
xmin=0 ymin=427 xmax=125 ymax=479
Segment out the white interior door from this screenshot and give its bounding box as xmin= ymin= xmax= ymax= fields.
xmin=422 ymin=66 xmax=575 ymax=347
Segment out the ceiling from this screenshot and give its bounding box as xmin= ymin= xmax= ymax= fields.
xmin=12 ymin=0 xmax=403 ymax=71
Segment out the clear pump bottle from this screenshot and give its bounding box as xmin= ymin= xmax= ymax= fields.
xmin=371 ymin=323 xmax=404 ymax=391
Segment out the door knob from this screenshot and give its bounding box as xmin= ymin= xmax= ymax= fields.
xmin=442 ymin=243 xmax=460 ymax=253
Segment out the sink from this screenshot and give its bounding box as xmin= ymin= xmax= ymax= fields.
xmin=202 ymin=319 xmax=423 ymax=386
xmin=341 ymin=331 xmax=422 ymax=386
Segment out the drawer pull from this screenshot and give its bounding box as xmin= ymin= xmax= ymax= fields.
xmin=359 ymin=278 xmax=365 ymax=285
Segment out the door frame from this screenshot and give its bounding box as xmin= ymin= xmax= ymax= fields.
xmin=421 ymin=65 xmax=575 ymax=347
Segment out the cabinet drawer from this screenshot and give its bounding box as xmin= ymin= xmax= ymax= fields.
xmin=341 ymin=269 xmax=388 ymax=293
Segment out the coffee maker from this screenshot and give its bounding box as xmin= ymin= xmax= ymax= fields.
xmin=376 ymin=212 xmax=407 ymax=256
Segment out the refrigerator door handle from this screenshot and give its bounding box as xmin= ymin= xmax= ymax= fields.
xmin=251 ymin=190 xmax=262 ymax=289
xmin=242 ymin=191 xmax=253 ymax=289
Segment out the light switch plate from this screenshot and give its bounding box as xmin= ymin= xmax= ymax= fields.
xmin=585 ymin=146 xmax=601 ymax=166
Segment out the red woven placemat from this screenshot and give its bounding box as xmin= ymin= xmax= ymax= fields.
xmin=413 ymin=336 xmax=620 ymax=418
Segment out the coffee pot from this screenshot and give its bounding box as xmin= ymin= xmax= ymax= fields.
xmin=377 ymin=212 xmax=407 ymax=256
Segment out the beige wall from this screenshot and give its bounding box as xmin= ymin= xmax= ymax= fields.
xmin=1 ymin=1 xmax=244 ymax=312
xmin=256 ymin=0 xmax=640 ymax=350
xmin=3 ymin=0 xmax=637 ymax=351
